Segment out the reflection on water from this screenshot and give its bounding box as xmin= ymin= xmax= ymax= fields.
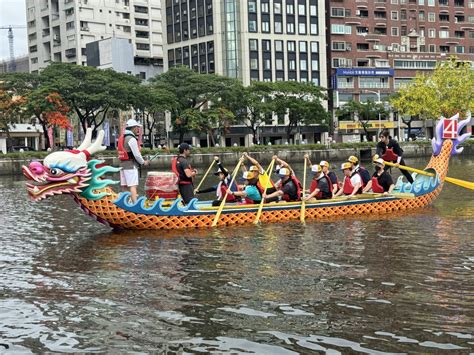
xmin=0 ymin=157 xmax=473 ymax=352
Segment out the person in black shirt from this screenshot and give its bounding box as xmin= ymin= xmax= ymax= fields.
xmin=173 ymin=143 xmax=197 ymax=204
xmin=377 ymin=130 xmax=414 ymax=184
xmin=363 ymin=157 xmax=395 ymax=194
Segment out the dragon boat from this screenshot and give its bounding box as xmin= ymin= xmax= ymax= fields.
xmin=22 ymin=115 xmax=470 ymax=230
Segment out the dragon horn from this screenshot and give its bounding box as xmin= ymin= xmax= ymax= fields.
xmin=77 ymin=128 xmax=93 ymax=151
xmin=85 ymin=130 xmax=107 ymax=156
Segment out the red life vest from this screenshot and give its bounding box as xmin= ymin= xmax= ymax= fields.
xmin=171 ymin=156 xmax=193 ymax=185
xmin=309 ymin=174 xmax=333 ymax=199
xmin=280 ymin=175 xmax=302 ymax=202
xmin=343 ymin=176 xmax=362 ymax=195
xmin=117 ymin=132 xmax=139 ymax=161
xmin=382 ymin=148 xmax=398 ymax=162
xmin=371 ymin=176 xmax=385 ymax=193
xmin=218 ymin=180 xmax=240 ymax=202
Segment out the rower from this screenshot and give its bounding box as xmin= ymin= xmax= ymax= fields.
xmin=319 ymin=160 xmax=339 ymax=196
xmin=348 ymin=155 xmax=371 ymax=188
xmin=363 ymin=157 xmax=395 ymax=195
xmin=195 ymin=156 xmax=240 ymax=206
xmin=304 ymin=164 xmax=332 ymax=201
xmin=377 ymin=130 xmax=414 ymax=184
xmin=242 ymin=152 xmax=276 ymax=194
xmin=334 ymin=162 xmax=362 ymax=197
xmin=229 ymin=171 xmax=262 ymax=204
xmin=171 ymin=143 xmax=197 ymax=205
xmin=263 ymin=167 xmax=302 ymax=203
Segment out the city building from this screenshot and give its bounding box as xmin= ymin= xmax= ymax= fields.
xmin=0 ymin=124 xmax=44 ymax=154
xmin=25 ymin=0 xmax=164 ymax=79
xmin=164 ymin=0 xmax=329 ymax=146
xmin=328 ymin=0 xmax=474 ymax=141
xmin=0 ymin=55 xmax=30 ymax=73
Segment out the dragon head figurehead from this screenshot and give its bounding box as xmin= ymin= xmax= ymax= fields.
xmin=23 ymin=128 xmax=108 ymax=201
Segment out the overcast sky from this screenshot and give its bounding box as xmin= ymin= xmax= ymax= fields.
xmin=0 ymin=0 xmax=28 ymax=61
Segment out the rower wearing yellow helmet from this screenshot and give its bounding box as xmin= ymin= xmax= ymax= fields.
xmin=334 ymin=162 xmax=362 ymax=197
xmin=228 ymin=171 xmax=262 ymax=204
xmin=319 ymin=160 xmax=339 ymax=196
xmin=241 ymin=152 xmax=276 ymax=194
xmin=348 ymin=155 xmax=371 ymax=188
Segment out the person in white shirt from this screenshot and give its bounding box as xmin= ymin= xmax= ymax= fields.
xmin=334 ymin=162 xmax=362 ymax=197
xmin=118 ymin=119 xmax=149 ymax=202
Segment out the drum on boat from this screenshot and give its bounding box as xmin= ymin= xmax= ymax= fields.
xmin=145 ymin=172 xmax=179 ymax=199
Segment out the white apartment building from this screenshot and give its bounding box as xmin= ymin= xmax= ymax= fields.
xmin=164 ymin=0 xmax=329 ymax=146
xmin=26 ymin=0 xmax=164 ymax=77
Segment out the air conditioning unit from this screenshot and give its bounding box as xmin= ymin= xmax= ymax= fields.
xmin=53 ymin=34 xmax=59 ymax=40
xmin=356 ymin=10 xmax=361 ymax=15
xmin=373 ymin=44 xmax=379 ymax=50
xmin=81 ymin=26 xmax=89 ymax=31
xmin=387 ymin=45 xmax=393 ymax=51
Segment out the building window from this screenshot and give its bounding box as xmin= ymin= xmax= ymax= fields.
xmin=288 ymin=41 xmax=296 ymax=52
xmin=331 ymin=24 xmax=351 ymax=34
xmin=311 ymin=59 xmax=318 ymax=70
xmin=419 ymin=11 xmax=425 ymax=21
xmin=400 ymin=9 xmax=407 ymax=20
xmin=286 ymin=3 xmax=294 ymax=14
xmin=249 ymin=39 xmax=258 ymax=51
xmin=249 ymin=20 xmax=257 ymax=32
xmin=299 ymin=23 xmax=306 ymax=34
xmin=391 ymin=11 xmax=398 ymax=20
xmin=250 ymin=58 xmax=258 ymax=69
xmin=66 ymin=21 xmax=74 ymax=30
xmin=289 ymin=59 xmax=296 ymax=70
xmin=287 ymin=22 xmax=295 ymax=33
xmin=311 ymin=41 xmax=318 ymax=52
xmin=428 ymin=12 xmax=435 ymax=22
xmin=275 ymin=21 xmax=282 ymax=33
xmin=428 ymin=0 xmax=435 ymax=5
xmin=418 ymin=0 xmax=424 ymax=4
xmin=248 ymin=0 xmax=256 ymax=13
xmin=299 ymin=41 xmax=307 ymax=52
xmin=439 ymin=30 xmax=449 ymax=38
xmin=276 ymin=58 xmax=284 ymax=70
xmin=332 ymin=41 xmax=346 ymax=50
xmin=331 ymin=8 xmax=345 ymax=17
xmin=262 ymin=21 xmax=270 ymax=32
xmin=310 ymin=5 xmax=317 ymax=16
xmin=274 ymin=2 xmax=282 ymax=14
xmin=455 ymin=45 xmax=464 ymax=53
xmin=310 ymin=23 xmax=317 ymax=34
xmin=263 ymin=59 xmax=271 ymax=70
xmin=262 ymin=40 xmax=271 ymax=51
xmin=298 ymin=4 xmax=306 ymax=15
xmin=391 ymin=27 xmax=399 ymax=36
xmin=428 ymin=28 xmax=435 ymax=37
xmin=261 ymin=2 xmax=269 ymax=13
xmin=275 ymin=40 xmax=283 ymax=52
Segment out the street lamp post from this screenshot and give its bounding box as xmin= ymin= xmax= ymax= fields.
xmin=364 ymin=89 xmax=381 ymax=136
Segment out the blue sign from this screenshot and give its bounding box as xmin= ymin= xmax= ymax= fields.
xmin=336 ymin=68 xmax=394 ymax=77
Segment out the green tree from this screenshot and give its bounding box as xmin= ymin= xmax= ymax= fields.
xmin=184 ymin=106 xmax=235 ymax=146
xmin=270 ymin=81 xmax=329 ymax=143
xmin=336 ymin=99 xmax=388 ymax=142
xmin=150 ymin=66 xmax=242 ymax=142
xmin=39 ymin=62 xmax=142 ymax=136
xmin=390 ymin=56 xmax=474 ymax=122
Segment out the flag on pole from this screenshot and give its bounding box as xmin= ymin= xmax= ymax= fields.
xmin=103 ymin=120 xmax=110 ymax=146
xmin=66 ymin=128 xmax=74 ymax=147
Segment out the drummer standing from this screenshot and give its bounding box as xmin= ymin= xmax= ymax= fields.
xmin=172 ymin=143 xmax=197 ymax=205
xmin=118 ymin=119 xmax=149 ymax=203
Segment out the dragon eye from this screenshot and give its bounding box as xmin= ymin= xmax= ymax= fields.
xmin=49 ymin=168 xmax=64 ymax=176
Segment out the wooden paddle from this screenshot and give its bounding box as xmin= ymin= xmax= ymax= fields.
xmin=195 ymin=158 xmax=216 ymax=192
xmin=383 ymin=160 xmax=474 ymax=190
xmin=211 ymin=156 xmax=245 ymax=227
xmin=253 ymin=158 xmax=276 ymax=225
xmin=300 ymin=157 xmax=308 ymax=224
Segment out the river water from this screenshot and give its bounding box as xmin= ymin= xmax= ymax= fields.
xmin=0 ymin=157 xmax=473 ymax=353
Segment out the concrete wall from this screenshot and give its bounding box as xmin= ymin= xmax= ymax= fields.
xmin=2 ymin=144 xmax=472 ymax=176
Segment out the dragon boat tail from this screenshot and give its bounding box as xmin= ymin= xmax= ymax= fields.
xmin=22 ymin=114 xmax=471 ymax=230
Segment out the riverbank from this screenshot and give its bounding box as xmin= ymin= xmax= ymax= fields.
xmin=1 ymin=141 xmax=473 ymax=176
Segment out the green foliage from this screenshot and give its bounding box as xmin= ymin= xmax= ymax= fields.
xmin=390 ymin=56 xmax=474 ymax=119
xmin=270 ymin=81 xmax=329 ymax=141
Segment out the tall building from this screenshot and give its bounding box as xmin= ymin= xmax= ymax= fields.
xmin=164 ymin=0 xmax=329 ymax=145
xmin=25 ymin=0 xmax=164 ymax=78
xmin=328 ymin=0 xmax=474 ymax=141
xmin=0 ymin=55 xmax=30 ymax=73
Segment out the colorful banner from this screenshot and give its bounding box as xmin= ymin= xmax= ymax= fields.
xmin=48 ymin=126 xmax=54 ymax=148
xmin=103 ymin=120 xmax=110 ymax=146
xmin=66 ymin=128 xmax=74 ymax=147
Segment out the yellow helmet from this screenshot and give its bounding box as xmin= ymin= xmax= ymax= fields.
xmin=249 ymin=165 xmax=260 ymax=173
xmin=243 ymin=171 xmax=256 ymax=180
xmin=341 ymin=162 xmax=352 ymax=170
xmin=311 ymin=164 xmax=322 ymax=173
xmin=319 ymin=160 xmax=329 ymax=168
xmin=348 ymin=155 xmax=359 ymax=164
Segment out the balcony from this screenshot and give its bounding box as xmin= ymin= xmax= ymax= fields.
xmin=359 ymin=82 xmax=389 ymax=89
xmin=337 ymin=82 xmax=354 ymax=89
